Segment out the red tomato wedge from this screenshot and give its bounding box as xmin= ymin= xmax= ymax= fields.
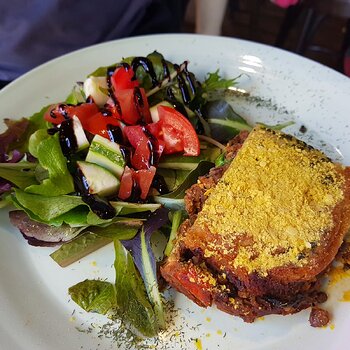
xmin=111 ymin=66 xmax=138 ymax=93
xmin=110 ymin=66 xmax=152 ymax=125
xmin=83 ymin=112 xmax=122 ymax=139
xmin=149 ymin=106 xmax=200 ymax=156
xmin=133 ymin=166 xmax=156 ymax=200
xmin=123 ymin=125 xmax=147 ymax=149
xmin=118 ymin=166 xmax=156 ymax=200
xmin=118 ymin=166 xmax=134 ymax=201
xmin=115 ymin=88 xmax=151 ymax=125
xmin=124 ymin=125 xmax=164 ymax=170
xmin=44 ymin=103 xmax=99 ymax=125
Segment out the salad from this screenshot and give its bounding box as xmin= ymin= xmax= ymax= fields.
xmin=0 ymin=51 xmax=291 ymax=339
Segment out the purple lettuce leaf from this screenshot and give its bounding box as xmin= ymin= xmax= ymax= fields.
xmin=9 ymin=210 xmax=83 ymax=247
xmin=0 ymin=118 xmax=29 ymax=162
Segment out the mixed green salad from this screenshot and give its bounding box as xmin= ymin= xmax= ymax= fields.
xmin=0 ymin=51 xmax=292 ymax=338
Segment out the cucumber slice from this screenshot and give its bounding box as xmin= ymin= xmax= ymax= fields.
xmin=86 ymin=134 xmax=125 ymax=178
xmin=77 ymin=161 xmax=119 ymax=197
xmin=72 ymin=116 xmax=90 ymax=151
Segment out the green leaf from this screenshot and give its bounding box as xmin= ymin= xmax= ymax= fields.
xmin=114 ymin=239 xmax=158 ymax=338
xmin=51 ymin=221 xmax=141 ymax=267
xmin=164 ymin=210 xmax=185 ymax=256
xmin=4 ymin=106 xmax=50 ymax=154
xmin=154 ymin=161 xmax=214 ymax=209
xmin=202 ymin=69 xmax=238 ymax=93
xmin=110 ymin=201 xmax=161 ymax=216
xmin=88 ymin=64 xmax=117 ymax=77
xmin=152 ymin=196 xmax=185 ymax=211
xmin=91 ymin=222 xmax=140 ymax=240
xmin=51 ymin=232 xmax=112 ymax=267
xmin=258 ymin=121 xmax=295 ymax=131
xmin=156 ymin=168 xmax=189 ymax=192
xmin=69 ymin=280 xmax=116 ymax=315
xmin=204 ymin=100 xmax=252 ymax=143
xmin=25 ymin=133 xmax=75 ymax=196
xmin=161 ymin=160 xmax=214 ymax=199
xmin=0 ymin=162 xmax=38 ymax=189
xmin=158 ymin=148 xmax=221 ymax=170
xmin=65 ymin=85 xmax=86 ymax=104
xmin=13 ymin=189 xmax=84 ymax=222
xmin=139 ymin=228 xmax=165 ymax=328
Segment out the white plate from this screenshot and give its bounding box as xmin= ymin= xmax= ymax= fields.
xmin=1 ymin=34 xmax=350 ymax=350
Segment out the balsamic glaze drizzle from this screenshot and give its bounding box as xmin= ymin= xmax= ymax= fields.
xmin=131 ymin=57 xmax=158 ymax=87
xmin=152 ymin=174 xmax=169 ymax=195
xmin=174 ymin=64 xmax=191 ymax=105
xmin=58 ymin=119 xmax=78 ymax=157
xmin=142 ymin=126 xmax=160 ymax=166
xmin=74 ymin=171 xmax=116 ymax=220
xmin=107 ymin=124 xmax=124 ymax=144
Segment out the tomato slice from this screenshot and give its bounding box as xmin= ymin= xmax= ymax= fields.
xmin=147 ymin=106 xmax=200 ymax=156
xmin=123 ymin=125 xmax=146 ymax=149
xmin=44 ymin=103 xmax=99 ymax=125
xmin=84 ymin=112 xmax=122 ymax=140
xmin=124 ymin=125 xmax=164 ymax=169
xmin=115 ymin=88 xmax=151 ymax=125
xmin=118 ymin=166 xmax=134 ymax=200
xmin=133 ymin=166 xmax=156 ymax=200
xmin=118 ymin=166 xmax=156 ymax=200
xmin=111 ymin=66 xmax=138 ymax=93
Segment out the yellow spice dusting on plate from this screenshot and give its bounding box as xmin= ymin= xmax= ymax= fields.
xmin=217 ymin=330 xmax=223 ymax=335
xmin=195 ymin=127 xmax=344 ymax=275
xmin=194 ymin=338 xmax=202 ymax=350
xmin=205 ymin=317 xmax=211 ymax=322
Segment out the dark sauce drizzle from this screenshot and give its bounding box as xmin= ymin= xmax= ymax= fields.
xmin=174 ymin=64 xmax=191 ymax=105
xmin=107 ymin=124 xmax=124 ymax=144
xmin=58 ymin=119 xmax=78 ymax=157
xmin=131 ymin=57 xmax=158 ymax=87
xmin=152 ymin=173 xmax=169 ymax=194
xmin=74 ymin=170 xmax=116 ymax=219
xmin=142 ymin=126 xmax=160 ymax=166
xmin=128 ymin=179 xmax=142 ymax=203
xmin=133 ymin=86 xmax=147 ymax=123
xmin=161 ymin=58 xmax=171 ymax=83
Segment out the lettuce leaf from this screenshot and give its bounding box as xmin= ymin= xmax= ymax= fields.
xmin=202 ymin=69 xmax=238 ymax=93
xmin=0 ymin=107 xmax=51 ymax=157
xmin=9 ymin=210 xmax=84 ymax=247
xmin=114 ymin=239 xmax=158 ymax=337
xmin=164 ymin=210 xmax=186 ymax=257
xmin=0 ymin=118 xmax=30 ymax=162
xmin=122 ymin=207 xmax=169 ymax=329
xmin=25 ymin=133 xmax=74 ymax=196
xmin=69 ymin=280 xmax=116 ymax=315
xmin=0 ymin=162 xmax=38 ymax=190
xmin=13 ymin=189 xmax=84 ymax=222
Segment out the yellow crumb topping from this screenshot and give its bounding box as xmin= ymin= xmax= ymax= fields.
xmin=195 ymin=127 xmax=344 ymax=275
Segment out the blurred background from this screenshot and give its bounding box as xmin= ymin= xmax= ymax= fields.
xmin=0 ymin=0 xmax=349 ymax=89
xmin=184 ymin=0 xmax=350 ymax=76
